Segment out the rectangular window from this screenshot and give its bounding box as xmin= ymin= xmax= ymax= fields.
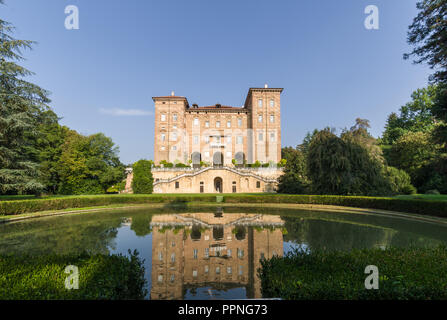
xmin=194 ymin=118 xmax=199 ymax=126
xmin=200 ymin=185 xmax=204 ymax=193
xmin=227 ymin=267 xmax=232 ymax=274
xmin=270 ymin=115 xmax=274 ymax=123
xmin=161 ymin=134 xmax=166 ymax=142
xmin=238 ymin=118 xmax=242 ymax=127
xmin=216 ymin=267 xmax=220 ymax=274
xmin=227 ymin=120 xmax=231 ymax=128
xmin=170 ymin=274 xmax=175 ymax=282
xmin=237 ymin=136 xmax=243 ymax=144
xmin=270 ymin=99 xmax=275 ymax=107
xmin=259 ymin=133 xmax=263 ymax=141
xmin=205 ymin=121 xmax=210 ymax=128
xmin=171 ymin=146 xmax=177 ymax=151
xmin=258 ymin=115 xmax=263 ymax=123
xmin=258 ymin=99 xmax=263 ymax=107
xmin=175 ymin=181 xmax=179 ymax=189
xmin=215 ymin=136 xmax=221 ymax=143
xmin=205 ymin=265 xmax=209 ymax=273
xmin=226 ymin=136 xmax=231 ymax=144
xmin=193 ymin=270 xmax=198 ymax=277
xmin=256 ymin=181 xmax=261 ymax=188
xmin=161 ymin=114 xmax=166 ymax=121
xmin=172 ymin=133 xmax=177 ymax=141
xmin=204 ymin=248 xmax=209 ymax=258
xmin=205 ymin=136 xmax=210 ymax=144
xmin=158 ymin=252 xmax=163 ymax=261
xmin=193 ymin=249 xmax=198 ymax=259
xmin=194 ymin=135 xmax=199 ymax=144
xmin=216 ymin=121 xmax=220 ymax=128
xmin=227 ymin=249 xmax=232 ymax=257
xmin=237 ymin=248 xmax=244 ymax=258
xmin=171 ymin=253 xmax=175 ymax=262
xmin=173 ymin=114 xmax=178 ymax=121
xmin=239 ymin=266 xmax=243 ymax=275
xmin=270 ymin=132 xmax=275 ymax=142
xmin=232 ymin=185 xmax=236 ymax=193
xmin=158 ymin=275 xmax=163 ymax=282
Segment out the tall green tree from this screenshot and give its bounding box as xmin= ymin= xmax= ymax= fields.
xmin=57 ymin=132 xmax=124 ymax=194
xmin=35 ymin=110 xmax=68 ymax=194
xmin=277 ymin=146 xmax=309 ymax=194
xmin=381 ymin=85 xmax=439 ymax=145
xmin=307 ymin=120 xmax=415 ymax=196
xmin=381 ymin=85 xmax=446 ymax=193
xmin=131 ymin=160 xmax=153 ymax=194
xmin=0 ymin=8 xmax=50 ymax=194
xmin=405 ymin=0 xmax=447 ymax=149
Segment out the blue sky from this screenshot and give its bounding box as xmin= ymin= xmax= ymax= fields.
xmin=2 ymin=0 xmax=431 ymax=164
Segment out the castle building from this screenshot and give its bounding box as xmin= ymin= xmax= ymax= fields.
xmin=149 ymin=212 xmax=284 ymax=300
xmin=124 ymin=86 xmax=284 ymax=193
xmin=153 ymin=85 xmax=283 ymax=166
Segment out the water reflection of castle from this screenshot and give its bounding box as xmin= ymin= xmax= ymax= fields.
xmin=150 ymin=211 xmax=284 ymax=300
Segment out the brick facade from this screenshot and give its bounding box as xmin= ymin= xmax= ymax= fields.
xmin=150 ymin=212 xmax=284 ymax=300
xmin=123 ymin=86 xmax=284 ymax=194
xmin=153 ymin=86 xmax=283 ymax=166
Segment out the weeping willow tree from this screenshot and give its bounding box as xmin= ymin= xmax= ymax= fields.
xmin=307 ymin=119 xmax=415 ymax=196
xmin=0 ymin=2 xmax=50 ymax=194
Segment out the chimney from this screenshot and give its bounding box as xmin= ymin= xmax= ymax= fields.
xmin=264 ymin=83 xmax=268 ymax=88
xmin=171 ymin=90 xmax=175 ymax=96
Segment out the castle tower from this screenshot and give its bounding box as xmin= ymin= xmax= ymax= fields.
xmin=153 ymin=92 xmax=189 ymax=164
xmin=244 ymin=86 xmax=283 ymax=164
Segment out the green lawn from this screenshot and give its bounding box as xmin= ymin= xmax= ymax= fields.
xmin=394 ymin=194 xmax=447 ymax=201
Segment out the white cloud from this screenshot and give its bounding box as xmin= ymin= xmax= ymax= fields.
xmin=99 ymin=108 xmax=153 ymax=116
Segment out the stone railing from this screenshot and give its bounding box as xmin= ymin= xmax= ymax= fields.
xmin=151 ymin=166 xmax=284 ymax=173
xmin=153 ymin=166 xmax=281 ymax=186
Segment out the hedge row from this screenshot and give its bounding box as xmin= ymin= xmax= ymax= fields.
xmin=259 ymin=246 xmax=447 ymax=300
xmin=0 ymin=250 xmax=147 ymax=299
xmin=224 ymin=194 xmax=447 ymax=217
xmin=0 ymin=194 xmax=218 ymax=216
xmin=1 ymin=194 xmax=446 ymax=218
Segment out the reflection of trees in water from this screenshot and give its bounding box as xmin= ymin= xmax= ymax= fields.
xmin=282 ymin=217 xmax=396 ymax=250
xmin=281 ymin=212 xmax=447 ymax=250
xmin=0 ymin=209 xmax=157 ymax=256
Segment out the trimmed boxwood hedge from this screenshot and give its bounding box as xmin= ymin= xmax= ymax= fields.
xmin=0 ymin=250 xmax=147 ymax=300
xmin=224 ymin=194 xmax=447 ymax=217
xmin=259 ymin=246 xmax=447 ymax=300
xmin=0 ymin=194 xmax=446 ymax=218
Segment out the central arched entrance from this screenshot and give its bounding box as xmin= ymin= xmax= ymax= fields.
xmin=214 ymin=177 xmax=223 ymax=193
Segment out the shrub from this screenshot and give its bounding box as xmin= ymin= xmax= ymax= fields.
xmin=382 ymin=166 xmax=417 ymax=195
xmin=131 ymin=160 xmax=153 ymax=194
xmin=175 ymin=163 xmax=189 ymax=168
xmin=0 ymin=250 xmax=147 ymax=299
xmin=426 ymin=189 xmax=441 ymax=195
xmin=259 ymin=246 xmax=447 ymax=300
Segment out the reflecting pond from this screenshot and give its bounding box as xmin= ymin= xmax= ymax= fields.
xmin=1 ymin=205 xmax=447 ymax=300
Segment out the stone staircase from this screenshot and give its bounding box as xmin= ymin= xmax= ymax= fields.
xmin=153 ymin=166 xmax=278 ymax=187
